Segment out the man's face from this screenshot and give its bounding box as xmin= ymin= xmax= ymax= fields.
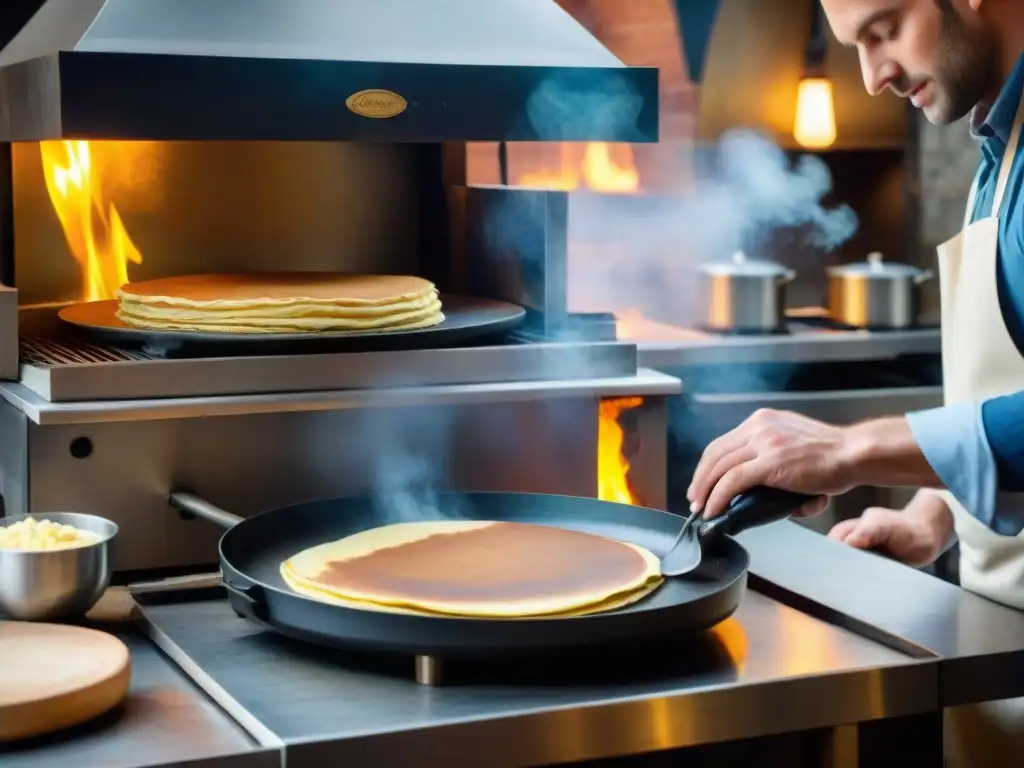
xmin=822 ymin=0 xmax=996 ymax=124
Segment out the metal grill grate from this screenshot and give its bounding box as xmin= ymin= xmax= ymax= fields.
xmin=20 ymin=336 xmax=155 ymax=368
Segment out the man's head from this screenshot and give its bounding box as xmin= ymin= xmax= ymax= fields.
xmin=822 ymin=0 xmax=998 ymax=124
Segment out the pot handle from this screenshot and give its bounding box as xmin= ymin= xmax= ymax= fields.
xmin=169 ymin=489 xmax=244 ymax=529
xmin=914 ymin=269 xmax=935 ymax=285
xmin=779 ymin=269 xmax=797 ymax=284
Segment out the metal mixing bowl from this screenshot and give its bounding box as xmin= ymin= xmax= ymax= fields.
xmin=0 ymin=512 xmax=118 ymax=621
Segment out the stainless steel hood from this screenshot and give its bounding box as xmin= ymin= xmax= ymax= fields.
xmin=0 ymin=0 xmax=659 ymax=142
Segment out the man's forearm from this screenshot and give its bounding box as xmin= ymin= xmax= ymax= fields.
xmin=839 ymin=416 xmax=943 ymax=489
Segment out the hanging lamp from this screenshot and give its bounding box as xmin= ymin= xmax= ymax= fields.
xmin=793 ymin=1 xmax=837 ymax=148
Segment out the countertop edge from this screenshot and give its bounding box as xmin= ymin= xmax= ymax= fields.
xmin=741 ymin=520 xmax=1024 ymax=706
xmin=0 ymin=627 xmax=281 ymax=768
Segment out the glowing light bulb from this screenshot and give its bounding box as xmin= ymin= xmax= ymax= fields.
xmin=793 ymin=77 xmax=837 ymax=149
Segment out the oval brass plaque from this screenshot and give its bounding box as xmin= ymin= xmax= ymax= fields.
xmin=345 ymin=89 xmax=408 ymax=119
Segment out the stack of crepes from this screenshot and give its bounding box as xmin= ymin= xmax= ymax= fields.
xmin=280 ymin=521 xmax=665 ymax=619
xmin=115 ymin=273 xmax=444 ymax=334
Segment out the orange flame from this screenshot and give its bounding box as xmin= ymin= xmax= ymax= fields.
xmin=518 ymin=142 xmax=640 ymax=193
xmin=40 ymin=140 xmax=142 ymax=301
xmin=579 ymin=142 xmax=640 ymax=192
xmin=598 ymin=397 xmax=643 ymax=504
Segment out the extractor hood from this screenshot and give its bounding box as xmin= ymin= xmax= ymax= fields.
xmin=0 ymin=0 xmax=659 ymax=143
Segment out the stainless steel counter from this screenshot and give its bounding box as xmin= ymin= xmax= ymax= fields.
xmin=133 ymin=587 xmax=935 ymax=768
xmin=0 ymin=629 xmax=278 ymax=768
xmin=17 ymin=519 xmax=1024 ymax=768
xmin=741 ymin=521 xmax=1024 ymax=706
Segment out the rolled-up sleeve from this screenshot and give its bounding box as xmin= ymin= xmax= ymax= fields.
xmin=906 ymin=401 xmax=1005 ymax=531
xmin=982 ymin=391 xmax=1024 ymax=493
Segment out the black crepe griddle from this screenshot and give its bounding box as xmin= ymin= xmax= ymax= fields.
xmin=58 ymin=294 xmax=526 ymax=357
xmin=165 ymin=490 xmax=803 ymax=658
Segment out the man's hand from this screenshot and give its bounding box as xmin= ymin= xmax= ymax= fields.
xmin=828 ymin=490 xmax=955 ymax=567
xmin=687 ymin=409 xmax=939 ymax=519
xmin=687 ymin=409 xmax=857 ymax=518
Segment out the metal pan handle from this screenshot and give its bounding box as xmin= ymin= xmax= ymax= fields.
xmin=169 ymin=490 xmax=244 ymax=530
xmin=700 ymin=486 xmax=815 ymax=540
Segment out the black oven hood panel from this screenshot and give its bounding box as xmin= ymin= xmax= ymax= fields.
xmin=0 ymin=0 xmax=658 ymax=142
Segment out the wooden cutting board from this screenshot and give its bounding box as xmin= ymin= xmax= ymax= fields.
xmin=0 ymin=621 xmax=132 ymax=743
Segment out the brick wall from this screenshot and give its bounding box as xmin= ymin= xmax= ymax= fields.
xmin=916 ymin=117 xmax=977 ymax=254
xmin=555 ymin=0 xmax=695 ymax=141
xmin=911 ymin=114 xmax=978 ymax=316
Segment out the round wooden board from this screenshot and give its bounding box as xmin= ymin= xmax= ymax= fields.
xmin=0 ymin=621 xmax=131 ymax=743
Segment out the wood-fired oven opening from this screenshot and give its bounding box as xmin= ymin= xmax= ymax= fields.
xmin=12 ymin=140 xmax=423 ymax=308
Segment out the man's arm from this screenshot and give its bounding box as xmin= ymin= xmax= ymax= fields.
xmin=840 ymin=414 xmax=942 ymax=488
xmin=845 ymin=401 xmax=1013 ymax=532
xmin=687 ymin=402 xmax=1014 ymax=527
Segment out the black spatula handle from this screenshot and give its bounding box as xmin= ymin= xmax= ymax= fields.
xmin=700 ymin=487 xmax=816 ymax=540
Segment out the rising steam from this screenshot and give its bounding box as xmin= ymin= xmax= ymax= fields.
xmin=373 ymin=452 xmax=466 ymax=523
xmin=714 ymin=129 xmax=858 ymax=250
xmin=489 ymin=76 xmax=860 ymax=328
xmin=367 ymin=407 xmax=468 ymax=523
xmin=526 ymin=74 xmax=645 ymax=142
xmin=372 ymin=75 xmax=862 ymax=518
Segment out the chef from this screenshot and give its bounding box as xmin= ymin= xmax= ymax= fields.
xmin=687 ymin=0 xmax=1024 ymax=765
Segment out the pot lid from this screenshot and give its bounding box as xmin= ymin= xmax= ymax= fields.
xmin=698 ymin=251 xmax=791 ymax=277
xmin=827 ymin=252 xmax=925 ymax=278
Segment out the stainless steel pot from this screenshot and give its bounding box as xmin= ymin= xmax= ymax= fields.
xmin=827 ymin=252 xmax=934 ymax=330
xmin=0 ymin=512 xmax=117 ymax=621
xmin=696 ymin=252 xmax=795 ymax=332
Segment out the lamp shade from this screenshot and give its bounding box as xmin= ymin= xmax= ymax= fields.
xmin=674 ymin=0 xmax=722 ymax=84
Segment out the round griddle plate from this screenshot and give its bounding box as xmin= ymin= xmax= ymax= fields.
xmin=216 ymin=492 xmax=748 ymax=657
xmin=58 ymin=295 xmax=526 ymax=356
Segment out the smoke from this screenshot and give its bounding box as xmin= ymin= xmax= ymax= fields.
xmin=365 ymin=406 xmax=470 ymax=523
xmin=526 ymin=74 xmax=645 ymax=142
xmin=566 ymin=130 xmax=858 ymax=327
xmin=491 ymin=75 xmax=860 ymax=331
xmin=365 ymin=75 xmax=863 ymax=521
xmin=522 ymin=74 xmax=858 ymax=246
xmin=715 ymin=130 xmax=858 ymax=250
xmin=372 ymin=449 xmax=468 ymax=523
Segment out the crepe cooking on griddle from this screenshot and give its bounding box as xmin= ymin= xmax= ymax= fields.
xmin=280 ymin=520 xmax=664 ymax=618
xmin=115 ymin=273 xmax=444 ymax=334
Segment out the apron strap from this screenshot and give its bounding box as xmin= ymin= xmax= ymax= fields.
xmin=993 ymin=88 xmax=1024 ymax=215
xmin=965 ymin=175 xmax=980 ymax=230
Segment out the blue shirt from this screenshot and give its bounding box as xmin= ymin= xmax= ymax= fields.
xmin=907 ymin=53 xmax=1024 ymax=534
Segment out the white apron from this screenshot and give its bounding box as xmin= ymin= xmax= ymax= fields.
xmin=937 ymin=88 xmax=1024 ymax=767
